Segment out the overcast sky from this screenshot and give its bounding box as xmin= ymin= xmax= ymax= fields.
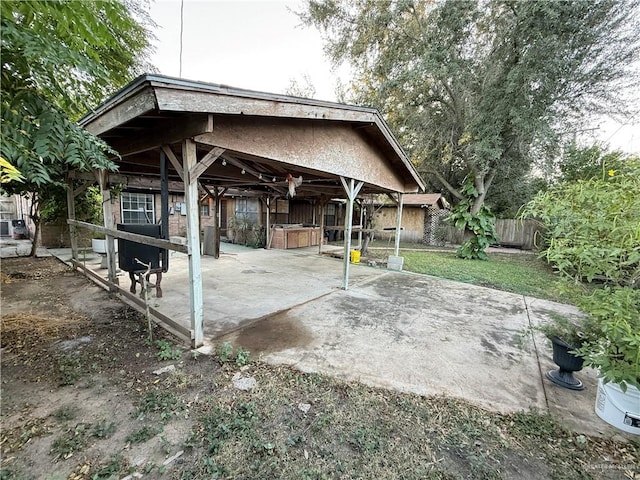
xmin=148 ymin=0 xmax=639 ymax=154
xmin=149 ymin=0 xmax=344 ymax=100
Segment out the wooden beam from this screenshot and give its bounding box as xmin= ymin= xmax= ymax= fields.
xmin=183 ymin=138 xmax=204 ymax=347
xmin=190 ymin=146 xmax=224 ymax=179
xmin=222 ymin=155 xmax=288 ymax=194
xmin=108 ymin=113 xmax=213 ymax=157
xmin=73 ymin=180 xmax=92 ymax=197
xmin=69 ymin=170 xmax=185 ymax=192
xmin=68 ymin=220 xmax=189 ymax=254
xmin=162 ymin=145 xmax=184 ymax=181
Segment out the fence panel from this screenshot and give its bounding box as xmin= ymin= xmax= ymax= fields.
xmin=445 ymin=219 xmax=543 ymax=250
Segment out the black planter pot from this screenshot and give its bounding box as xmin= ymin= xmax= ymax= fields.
xmin=546 ymin=336 xmax=585 ymax=391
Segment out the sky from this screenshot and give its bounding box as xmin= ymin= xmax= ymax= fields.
xmin=149 ymin=0 xmax=345 ymax=101
xmin=148 ymin=0 xmax=639 ymax=154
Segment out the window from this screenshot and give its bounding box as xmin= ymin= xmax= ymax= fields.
xmin=235 ymin=198 xmax=259 ymax=224
xmin=121 ymin=192 xmax=155 ymax=224
xmin=200 ymin=203 xmax=210 ymax=217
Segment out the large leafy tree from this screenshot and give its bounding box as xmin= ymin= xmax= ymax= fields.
xmin=300 ymin=0 xmax=640 ymax=256
xmin=1 ymin=0 xmax=154 ymax=254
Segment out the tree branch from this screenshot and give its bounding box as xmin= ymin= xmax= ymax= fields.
xmin=427 ymin=168 xmax=463 ymax=200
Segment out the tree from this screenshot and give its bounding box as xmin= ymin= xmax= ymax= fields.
xmin=285 ymin=73 xmax=317 ymax=98
xmin=300 ymin=0 xmax=640 ymax=257
xmin=0 ymin=0 xmax=154 ymax=255
xmin=556 ymin=144 xmax=628 ymax=183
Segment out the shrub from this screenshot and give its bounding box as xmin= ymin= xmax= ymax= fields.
xmin=521 ymin=157 xmax=640 ymax=287
xmin=574 ymin=286 xmax=640 ymax=391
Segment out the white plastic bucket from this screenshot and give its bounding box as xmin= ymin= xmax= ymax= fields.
xmin=92 ymin=238 xmax=107 ymax=254
xmin=595 ymin=379 xmax=640 ymax=435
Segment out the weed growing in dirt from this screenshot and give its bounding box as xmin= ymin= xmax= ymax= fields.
xmin=198 ymin=401 xmax=258 ymax=454
xmin=236 ymin=346 xmax=251 ymax=366
xmin=88 ymin=453 xmax=130 ymax=479
xmin=56 ymin=355 xmax=84 ymax=385
xmin=125 ymin=425 xmax=163 ymax=444
xmin=217 ymin=341 xmax=252 ymax=366
xmin=218 ymin=341 xmax=234 ymax=362
xmin=137 ymin=390 xmax=182 ymax=421
xmin=90 ymin=420 xmax=116 ymax=439
xmin=53 ymin=405 xmax=78 ymax=422
xmin=50 ymin=423 xmax=91 ymax=461
xmin=155 ymin=339 xmax=182 ymax=360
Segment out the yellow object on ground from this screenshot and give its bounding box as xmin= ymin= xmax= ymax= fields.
xmin=350 ymin=249 xmax=361 ymax=263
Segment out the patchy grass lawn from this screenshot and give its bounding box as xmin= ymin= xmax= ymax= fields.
xmin=2 ymin=257 xmax=638 ymax=479
xmin=362 ymin=245 xmax=585 ymax=304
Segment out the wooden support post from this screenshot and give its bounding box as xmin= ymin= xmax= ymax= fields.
xmin=395 ymin=193 xmax=404 ymax=257
xmin=183 ymin=138 xmax=204 ymax=347
xmin=212 ymin=190 xmax=221 ymax=258
xmin=318 ymin=197 xmax=326 ymax=255
xmin=66 ymin=174 xmax=78 ymax=262
xmin=265 ymin=196 xmax=271 ymax=249
xmin=340 ymin=177 xmax=364 ymax=290
xmin=96 ymin=170 xmax=118 ymax=288
xmin=357 ymin=200 xmax=364 ymax=250
xmin=160 ymin=151 xmax=170 ymax=269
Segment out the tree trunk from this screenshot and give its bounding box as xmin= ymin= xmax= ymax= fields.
xmin=28 ymin=194 xmax=40 ymax=257
xmin=470 ymin=168 xmax=497 ymax=215
xmin=29 ymin=218 xmax=40 ymax=257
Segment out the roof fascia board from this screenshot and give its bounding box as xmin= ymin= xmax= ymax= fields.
xmin=145 ymin=75 xmax=377 ymax=114
xmin=371 ymin=114 xmax=426 ymax=192
xmin=152 ymin=85 xmax=378 ymax=124
xmin=82 ymin=86 xmax=158 ymax=136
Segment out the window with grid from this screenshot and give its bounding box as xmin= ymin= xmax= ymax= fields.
xmin=200 ymin=203 xmax=210 ymax=217
xmin=235 ymin=198 xmax=259 ymax=224
xmin=121 ymin=192 xmax=155 ymax=224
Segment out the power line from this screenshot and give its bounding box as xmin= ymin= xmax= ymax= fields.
xmin=179 ymin=0 xmax=184 ymax=77
xmin=604 ymin=111 xmax=639 ymax=143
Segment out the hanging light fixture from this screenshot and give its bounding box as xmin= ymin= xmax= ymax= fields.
xmin=222 ymin=159 xmax=227 ymax=166
xmin=241 ymin=169 xmax=246 ymax=175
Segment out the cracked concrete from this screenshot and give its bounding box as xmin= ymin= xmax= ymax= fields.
xmin=47 ymin=242 xmax=632 ymax=440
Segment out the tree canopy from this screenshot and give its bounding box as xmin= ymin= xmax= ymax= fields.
xmin=0 ymin=0 xmax=154 ymax=254
xmin=300 ymin=0 xmax=640 ymax=217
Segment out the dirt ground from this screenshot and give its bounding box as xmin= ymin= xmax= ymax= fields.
xmin=1 ymin=257 xmax=638 ymax=480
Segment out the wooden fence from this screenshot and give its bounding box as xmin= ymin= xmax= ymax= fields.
xmin=445 ymin=219 xmax=543 ymax=250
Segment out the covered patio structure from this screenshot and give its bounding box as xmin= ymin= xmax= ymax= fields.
xmin=69 ymin=74 xmax=425 ymax=347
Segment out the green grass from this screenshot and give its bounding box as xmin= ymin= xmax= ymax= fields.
xmin=399 ymin=251 xmax=585 ymax=304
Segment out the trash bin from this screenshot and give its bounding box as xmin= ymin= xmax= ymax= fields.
xmin=350 ymin=249 xmax=361 ymax=264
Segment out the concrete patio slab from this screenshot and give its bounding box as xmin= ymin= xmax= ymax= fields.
xmin=45 ymin=243 xmax=631 ymax=439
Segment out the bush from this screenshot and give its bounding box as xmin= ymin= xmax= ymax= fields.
xmin=521 ymin=157 xmax=640 ymax=287
xmin=574 ymin=287 xmax=640 ymax=391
